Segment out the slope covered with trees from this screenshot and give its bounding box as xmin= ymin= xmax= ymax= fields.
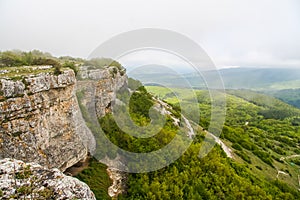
xmin=143 ymin=86 xmax=300 ymax=199
xmin=78 ymin=85 xmax=300 ymax=199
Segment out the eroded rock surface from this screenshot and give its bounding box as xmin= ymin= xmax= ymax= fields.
xmin=0 ymin=158 xmax=96 ymax=200
xmin=0 ymin=66 xmax=127 ymax=172
xmin=0 ymin=70 xmax=93 ymax=171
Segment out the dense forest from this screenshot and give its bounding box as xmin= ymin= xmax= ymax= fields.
xmin=76 ymin=83 xmax=300 ymax=199
xmin=263 ymin=89 xmax=300 ymax=109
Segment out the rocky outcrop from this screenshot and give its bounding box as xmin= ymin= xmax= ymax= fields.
xmin=107 ymin=168 xmax=127 ymax=198
xmin=0 ymin=158 xmax=96 ymax=199
xmin=0 ymin=65 xmax=128 ymax=198
xmin=0 ymin=66 xmax=128 ymax=172
xmin=77 ymin=66 xmax=127 ymax=118
xmin=0 ymin=70 xmax=94 ymax=171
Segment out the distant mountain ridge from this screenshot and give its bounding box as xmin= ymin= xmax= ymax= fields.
xmin=129 ymin=67 xmax=300 ymax=109
xmin=128 ymin=67 xmax=300 ymax=90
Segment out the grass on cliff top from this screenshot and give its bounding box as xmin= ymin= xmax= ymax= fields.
xmin=0 ymin=50 xmax=125 ymax=80
xmin=0 ymin=66 xmax=71 ymax=80
xmin=83 ymin=57 xmax=123 ymax=70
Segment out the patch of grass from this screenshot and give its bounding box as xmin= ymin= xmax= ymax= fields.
xmin=0 ymin=66 xmax=70 ymax=79
xmin=15 ymin=165 xmax=32 ymax=179
xmin=37 ymin=188 xmax=54 ymax=199
xmin=54 ymin=65 xmax=62 ymax=75
xmin=16 ymin=185 xmax=33 ymax=196
xmin=63 ymin=62 xmax=78 ymax=75
xmin=84 ymin=57 xmax=123 ymax=70
xmin=75 ymin=157 xmax=112 ymax=200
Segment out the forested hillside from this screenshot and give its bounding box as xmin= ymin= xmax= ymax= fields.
xmin=77 ymin=84 xmax=300 ymax=199
xmin=263 ymin=89 xmax=300 ymax=109
xmin=139 ymin=86 xmax=300 ymax=199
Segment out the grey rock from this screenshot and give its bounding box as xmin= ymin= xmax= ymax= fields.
xmin=0 ymin=158 xmax=96 ymax=200
xmin=0 ymin=66 xmax=127 ymax=172
xmin=0 ymin=70 xmax=91 ymax=171
xmin=0 ymin=79 xmax=25 ymax=98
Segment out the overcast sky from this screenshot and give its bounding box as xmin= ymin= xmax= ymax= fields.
xmin=0 ymin=0 xmax=299 ymax=69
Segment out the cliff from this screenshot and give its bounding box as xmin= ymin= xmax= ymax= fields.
xmin=0 ymin=65 xmax=127 ymax=172
xmin=77 ymin=65 xmax=127 ymax=118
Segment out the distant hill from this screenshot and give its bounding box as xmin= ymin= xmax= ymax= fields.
xmin=218 ymin=68 xmax=300 ymax=89
xmin=129 ymin=67 xmax=300 ymax=108
xmin=263 ymin=89 xmax=300 ymax=109
xmin=128 ymin=67 xmax=300 ymax=90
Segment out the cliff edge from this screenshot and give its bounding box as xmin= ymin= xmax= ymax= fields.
xmin=0 ymin=65 xmax=127 ymax=172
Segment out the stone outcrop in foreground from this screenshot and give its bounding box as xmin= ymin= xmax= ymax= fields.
xmin=0 ymin=158 xmax=96 ymax=199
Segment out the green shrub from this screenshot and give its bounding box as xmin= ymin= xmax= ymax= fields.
xmin=53 ymin=65 xmax=62 ymax=75
xmin=129 ymin=86 xmax=153 ymax=120
xmin=255 ymin=165 xmax=262 ymax=170
xmin=62 ymin=61 xmax=78 ymax=75
xmin=253 ymin=150 xmax=273 ymax=167
xmin=128 ymin=78 xmax=142 ymax=90
xmin=232 ymin=143 xmax=243 ymax=151
xmin=84 ymin=57 xmax=122 ymax=69
xmin=236 ymin=150 xmax=251 ymax=163
xmin=15 ymin=165 xmax=32 ymax=179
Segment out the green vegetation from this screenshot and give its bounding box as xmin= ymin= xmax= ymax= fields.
xmin=0 ymin=50 xmax=123 ymax=78
xmin=99 ymin=85 xmax=178 ymax=153
xmin=99 ymin=113 xmax=177 ymax=154
xmin=146 ymin=86 xmax=300 ymax=193
xmin=15 ymin=165 xmax=32 ymax=179
xmin=76 ymin=84 xmax=185 ymax=199
xmin=84 ymin=57 xmax=122 ymax=70
xmin=120 ymin=145 xmax=299 ymax=199
xmin=129 ymin=86 xmax=153 ymax=121
xmin=227 ymin=89 xmax=300 ymax=120
xmin=264 ymin=89 xmax=300 ymax=109
xmin=76 ymin=83 xmax=300 ymax=199
xmin=128 ymin=77 xmax=142 ymax=90
xmin=76 ymin=158 xmax=112 ymax=200
xmin=0 ymin=50 xmax=59 ymax=68
xmin=268 ymin=79 xmax=300 ymax=90
xmin=0 ymin=50 xmax=63 ymax=79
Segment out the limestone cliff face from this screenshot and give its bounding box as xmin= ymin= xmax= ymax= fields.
xmin=0 ymin=66 xmax=128 ymax=171
xmin=0 ymin=70 xmax=91 ymax=171
xmin=77 ymin=66 xmax=128 ymax=118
